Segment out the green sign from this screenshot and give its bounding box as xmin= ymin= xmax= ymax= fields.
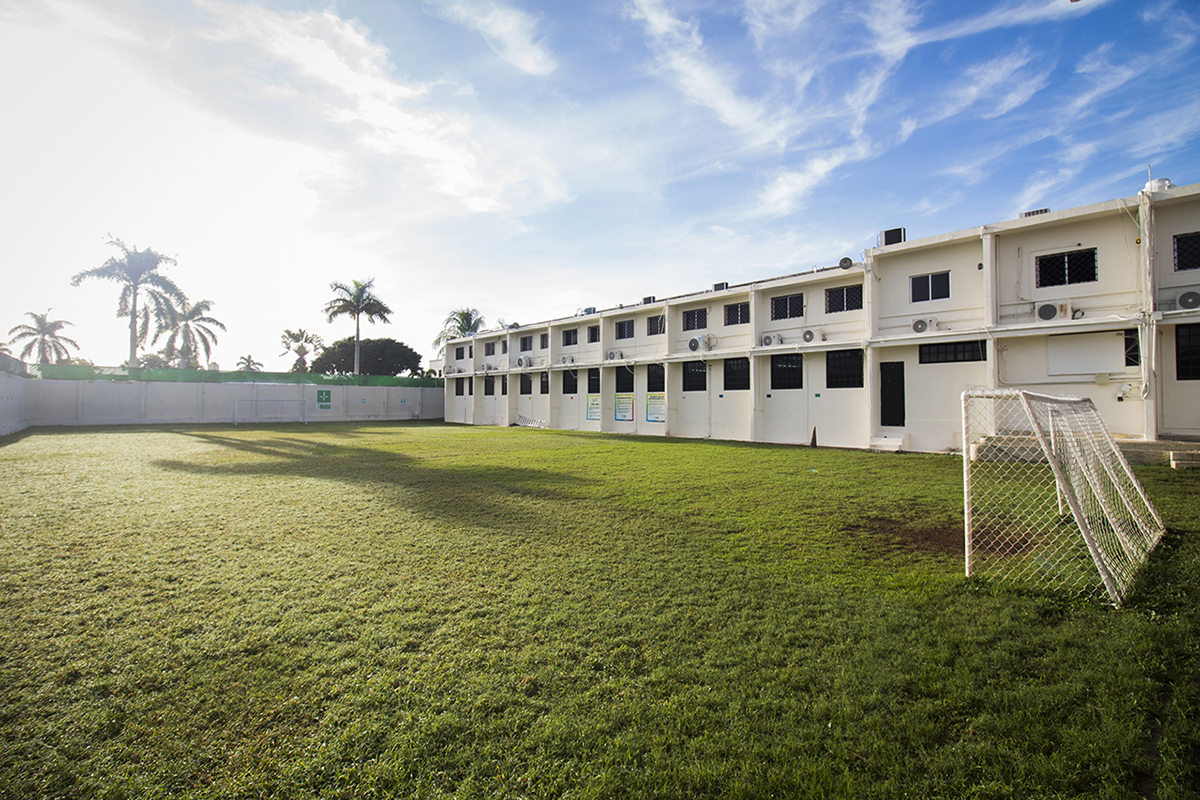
xmin=317 ymin=389 xmax=332 ymax=410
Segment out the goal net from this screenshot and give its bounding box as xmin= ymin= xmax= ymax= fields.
xmin=962 ymin=389 xmax=1165 ymax=604
xmin=233 ymin=398 xmax=309 ymax=425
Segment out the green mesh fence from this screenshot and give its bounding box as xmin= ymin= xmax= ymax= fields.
xmin=31 ymin=364 xmax=441 ymax=387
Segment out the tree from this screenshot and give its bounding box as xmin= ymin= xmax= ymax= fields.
xmin=433 ymin=307 xmax=486 ymax=357
xmin=236 ymin=354 xmax=263 ymax=372
xmin=279 ymin=329 xmax=324 ymax=373
xmin=310 ymin=337 xmax=420 ymax=377
xmin=323 ymin=279 xmax=392 ymax=375
xmin=70 ymin=237 xmax=184 ymax=367
xmin=8 ymin=309 xmax=80 ymax=364
xmin=154 ymin=298 xmax=225 ymax=369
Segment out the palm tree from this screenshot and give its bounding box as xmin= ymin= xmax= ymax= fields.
xmin=323 ymin=278 xmax=392 ymax=375
xmin=433 ymin=307 xmax=486 ymax=357
xmin=236 ymin=354 xmax=263 ymax=372
xmin=154 ymin=298 xmax=226 ymax=369
xmin=279 ymin=329 xmax=324 ymax=372
xmin=8 ymin=309 xmax=80 ymax=364
xmin=70 ymin=237 xmax=185 ymax=367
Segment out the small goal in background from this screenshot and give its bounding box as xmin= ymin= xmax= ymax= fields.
xmin=961 ymin=389 xmax=1165 ymax=604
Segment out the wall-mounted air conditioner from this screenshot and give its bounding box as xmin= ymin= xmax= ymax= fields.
xmin=759 ymin=333 xmax=784 ymax=346
xmin=515 ymin=356 xmax=530 ymax=368
xmin=561 ymin=355 xmax=575 ymax=364
xmin=606 ymin=349 xmax=624 ymax=360
xmin=801 ymin=328 xmax=825 ymax=343
xmin=1036 ymin=301 xmax=1076 ymax=322
xmin=688 ymin=336 xmax=712 ymax=352
xmin=878 ymin=227 xmax=906 ymax=247
xmin=911 ymin=318 xmax=938 ymax=333
xmin=1179 ymin=291 xmax=1200 ymax=310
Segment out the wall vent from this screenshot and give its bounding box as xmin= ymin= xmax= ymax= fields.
xmin=1021 ymin=208 xmax=1051 ymax=218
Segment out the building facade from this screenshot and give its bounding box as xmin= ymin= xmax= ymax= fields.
xmin=443 ymin=180 xmax=1200 ymax=452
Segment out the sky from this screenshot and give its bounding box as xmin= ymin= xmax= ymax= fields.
xmin=2 ymin=0 xmax=1199 ymax=372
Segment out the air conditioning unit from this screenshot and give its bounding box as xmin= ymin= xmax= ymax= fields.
xmin=1036 ymin=301 xmax=1074 ymax=322
xmin=606 ymin=349 xmax=623 ymax=360
xmin=561 ymin=355 xmax=575 ymax=364
xmin=759 ymin=333 xmax=783 ymax=346
xmin=688 ymin=336 xmax=712 ymax=352
xmin=1179 ymin=291 xmax=1200 ymax=310
xmin=878 ymin=227 xmax=906 ymax=247
xmin=515 ymin=356 xmax=529 ymax=368
xmin=802 ymin=328 xmax=825 ymax=343
xmin=911 ymin=318 xmax=938 ymax=333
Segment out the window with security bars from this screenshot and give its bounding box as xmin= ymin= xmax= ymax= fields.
xmin=520 ymin=336 xmax=533 ymax=352
xmin=647 ymin=363 xmax=665 ymax=392
xmin=723 ymin=357 xmax=750 ymax=390
xmin=455 ymin=346 xmax=465 ymax=360
xmin=615 ymin=366 xmax=634 ymax=393
xmin=562 ymin=370 xmax=577 ymax=394
xmin=826 ymin=349 xmax=863 ymax=388
xmin=647 ymin=315 xmax=666 ymax=336
xmin=682 ymin=361 xmax=706 ymax=391
xmin=725 ymin=302 xmax=750 ymax=325
xmin=1125 ymin=329 xmax=1140 ymax=367
xmin=587 ymin=368 xmax=600 ymax=394
xmin=771 ymin=293 xmax=804 ymax=320
xmin=484 ymin=376 xmax=495 ymax=395
xmin=588 ymin=325 xmax=600 ymax=343
xmin=825 ymin=285 xmax=863 ymax=313
xmin=615 ymin=320 xmax=634 ymax=339
xmin=540 ymin=372 xmax=549 ymax=394
xmin=484 ymin=342 xmax=495 ymax=356
xmin=455 ymin=377 xmax=464 ymax=396
xmin=682 ymin=308 xmax=707 ymax=331
xmin=520 ymin=373 xmax=532 ymax=394
xmin=501 ymin=375 xmax=508 ymax=395
xmin=771 ymin=354 xmax=803 ymax=389
xmin=1179 ymin=324 xmax=1200 ymax=380
xmin=540 ymin=333 xmax=549 ymax=349
xmin=919 ymin=340 xmax=987 ymax=363
xmin=1036 ymin=248 xmax=1097 ymax=287
xmin=911 ymin=271 xmax=950 ymax=302
xmin=563 ymin=329 xmax=578 ymax=347
xmin=1176 ymin=232 xmax=1200 ymax=271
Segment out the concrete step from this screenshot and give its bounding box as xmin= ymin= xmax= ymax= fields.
xmin=1171 ymin=452 xmax=1200 ymax=469
xmin=870 ymin=435 xmax=907 ymax=452
xmin=1118 ymin=439 xmax=1200 ymax=466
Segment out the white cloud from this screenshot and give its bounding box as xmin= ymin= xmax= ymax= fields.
xmin=425 ymin=0 xmax=557 ymax=75
xmin=921 ymin=0 xmax=1115 ymax=45
xmin=751 ymin=141 xmax=876 ymax=217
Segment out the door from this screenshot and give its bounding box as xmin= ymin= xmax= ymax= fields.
xmin=880 ymin=361 xmax=905 ymax=427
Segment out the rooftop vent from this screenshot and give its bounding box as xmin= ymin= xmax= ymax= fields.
xmin=713 ymin=282 xmax=729 ymax=291
xmin=1021 ymin=208 xmax=1051 ymax=218
xmin=642 ymin=296 xmax=656 ymax=304
xmin=1144 ymin=178 xmax=1175 ymax=193
xmin=878 ymin=227 xmax=906 ymax=247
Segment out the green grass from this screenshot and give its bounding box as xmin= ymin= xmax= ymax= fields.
xmin=0 ymin=422 xmax=1197 ymax=799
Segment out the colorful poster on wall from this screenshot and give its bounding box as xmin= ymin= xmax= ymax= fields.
xmin=615 ymin=394 xmax=634 ymax=422
xmin=586 ymin=394 xmax=601 ymax=420
xmin=645 ymin=393 xmax=666 ymax=422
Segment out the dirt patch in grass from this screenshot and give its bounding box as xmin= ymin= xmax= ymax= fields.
xmin=842 ymin=516 xmax=963 ymax=556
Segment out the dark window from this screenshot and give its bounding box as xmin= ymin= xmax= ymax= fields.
xmin=911 ymin=271 xmax=951 ymax=303
xmin=563 ymin=329 xmax=578 ymax=347
xmin=647 ymin=315 xmax=666 ymax=336
xmin=540 ymin=371 xmax=549 ymax=394
xmin=647 ymin=363 xmax=665 ymax=393
xmin=1178 ymin=324 xmax=1200 ymax=380
xmin=682 ymin=361 xmax=706 ymax=392
xmin=501 ymin=375 xmax=508 ymax=395
xmin=826 ymin=349 xmax=864 ymax=388
xmin=454 ymin=346 xmax=465 ymax=360
xmin=1125 ymin=329 xmax=1141 ymax=367
xmin=562 ymin=370 xmax=577 ymax=394
xmin=455 ymin=377 xmax=465 ymax=396
xmin=725 ymin=302 xmax=750 ymax=325
xmin=1036 ymin=249 xmax=1097 ymax=287
xmin=468 ymin=345 xmax=474 ymax=358
xmin=682 ymin=308 xmax=708 ymax=331
xmin=723 ymin=357 xmax=750 ymax=390
xmin=1176 ymin=232 xmax=1200 ymax=271
xmin=771 ymin=293 xmax=804 ymax=320
xmin=919 ymin=340 xmax=987 ymax=363
xmin=615 ymin=320 xmax=634 ymax=339
xmin=615 ymin=365 xmax=634 ymax=393
xmin=520 ymin=336 xmax=533 ymax=352
xmin=502 ymin=340 xmax=508 ymax=354
xmin=484 ymin=375 xmax=495 ymax=395
xmin=484 ymin=342 xmax=495 ymax=356
xmin=588 ymin=325 xmax=600 ymax=343
xmin=540 ymin=333 xmax=549 ymax=349
xmin=468 ymin=377 xmax=473 ymax=395
xmin=520 ymin=373 xmax=532 ymax=394
xmin=587 ymin=368 xmax=600 ymax=394
xmin=826 ymin=285 xmax=863 ymax=313
xmin=771 ymin=353 xmax=803 ymax=389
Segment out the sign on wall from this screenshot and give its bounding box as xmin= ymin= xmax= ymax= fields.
xmin=586 ymin=394 xmax=601 ymax=420
xmin=646 ymin=393 xmax=666 ymax=422
xmin=615 ymin=393 xmax=634 ymax=422
xmin=317 ymin=389 xmax=332 ymax=410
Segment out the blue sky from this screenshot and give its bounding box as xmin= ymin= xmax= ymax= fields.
xmin=2 ymin=0 xmax=1198 ymax=370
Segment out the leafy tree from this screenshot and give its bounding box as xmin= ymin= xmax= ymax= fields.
xmin=279 ymin=329 xmax=324 ymax=373
xmin=70 ymin=237 xmax=184 ymax=367
xmin=139 ymin=352 xmax=172 ymax=370
xmin=8 ymin=309 xmax=80 ymax=364
xmin=324 ymin=278 xmax=392 ymax=375
xmin=154 ymin=298 xmax=225 ymax=369
xmin=433 ymin=307 xmax=485 ymax=357
xmin=311 ymin=337 xmax=420 ymax=377
xmin=236 ymin=354 xmax=263 ymax=372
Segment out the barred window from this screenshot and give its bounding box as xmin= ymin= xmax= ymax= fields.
xmin=484 ymin=375 xmax=495 ymax=395
xmin=723 ymin=357 xmax=750 ymax=390
xmin=562 ymin=370 xmax=578 ymax=394
xmin=540 ymin=333 xmax=549 ymax=349
xmin=771 ymin=293 xmax=804 ymax=320
xmin=615 ymin=320 xmax=634 ymax=339
xmin=520 ymin=373 xmax=532 ymax=394
xmin=501 ymin=340 xmax=508 ymax=355
xmin=469 ymin=345 xmax=474 ymax=358
xmin=587 ymin=368 xmax=600 ymax=394
xmin=588 ymin=325 xmax=600 ymax=343
xmin=725 ymin=302 xmax=750 ymax=325
xmin=1125 ymin=329 xmax=1140 ymax=367
xmin=455 ymin=346 xmax=465 ymax=360
xmin=771 ymin=353 xmax=803 ymax=389
xmin=563 ymin=329 xmax=578 ymax=347
xmin=520 ymin=336 xmax=533 ymax=352
xmin=1036 ymin=249 xmax=1097 ymax=287
xmin=911 ymin=271 xmax=950 ymax=302
xmin=1176 ymin=232 xmax=1200 ymax=271
xmin=501 ymin=375 xmax=508 ymax=395
xmin=1178 ymin=324 xmax=1200 ymax=380
xmin=484 ymin=341 xmax=495 ymax=356
xmin=682 ymin=361 xmax=707 ymax=392
xmin=826 ymin=349 xmax=864 ymax=388
xmin=825 ymin=285 xmax=863 ymax=313
xmin=682 ymin=308 xmax=708 ymax=331
xmin=540 ymin=371 xmax=549 ymax=394
xmin=919 ymin=340 xmax=987 ymax=363
xmin=647 ymin=315 xmax=666 ymax=336
xmin=455 ymin=377 xmax=465 ymax=396
xmin=647 ymin=363 xmax=665 ymax=393
xmin=615 ymin=365 xmax=634 ymax=393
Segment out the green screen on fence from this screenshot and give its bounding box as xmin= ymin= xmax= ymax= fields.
xmin=30 ymin=364 xmax=441 ymax=388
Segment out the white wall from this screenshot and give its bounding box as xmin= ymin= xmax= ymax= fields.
xmin=0 ymin=372 xmax=29 ymax=436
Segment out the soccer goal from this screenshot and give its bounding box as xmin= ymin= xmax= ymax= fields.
xmin=961 ymin=389 xmax=1165 ymax=604
xmin=233 ymin=398 xmax=309 ymax=425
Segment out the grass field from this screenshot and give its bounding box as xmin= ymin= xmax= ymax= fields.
xmin=1 ymin=422 xmax=1198 ymax=799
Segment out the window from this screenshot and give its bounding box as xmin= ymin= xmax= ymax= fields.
xmin=771 ymin=354 xmax=803 ymax=389
xmin=919 ymin=340 xmax=987 ymax=364
xmin=540 ymin=371 xmax=549 ymax=394
xmin=562 ymin=370 xmax=577 ymax=394
xmin=501 ymin=375 xmax=508 ymax=395
xmin=520 ymin=336 xmax=533 ymax=352
xmin=647 ymin=315 xmax=666 ymax=336
xmin=454 ymin=346 xmax=465 ymax=360
xmin=682 ymin=308 xmax=708 ymax=331
xmin=647 ymin=363 xmax=665 ymax=393
xmin=484 ymin=375 xmax=495 ymax=395
xmin=588 ymin=325 xmax=600 ymax=343
xmin=1176 ymin=232 xmax=1200 ymax=271
xmin=540 ymin=333 xmax=549 ymax=350
xmin=725 ymin=302 xmax=750 ymax=325
xmin=826 ymin=349 xmax=864 ymax=388
xmin=1036 ymin=248 xmax=1097 ymax=287
xmin=520 ymin=373 xmax=532 ymax=394
xmin=502 ymin=341 xmax=508 ymax=355
xmin=771 ymin=293 xmax=804 ymax=320
xmin=615 ymin=365 xmax=634 ymax=393
xmin=723 ymin=357 xmax=750 ymax=390
xmin=1178 ymin=324 xmax=1200 ymax=380
xmin=455 ymin=377 xmax=465 ymax=396
xmin=468 ymin=345 xmax=474 ymax=358
xmin=911 ymin=271 xmax=950 ymax=303
xmin=484 ymin=342 xmax=495 ymax=356
xmin=615 ymin=320 xmax=634 ymax=339
xmin=587 ymin=368 xmax=600 ymax=394
xmin=468 ymin=377 xmax=473 ymax=395
xmin=563 ymin=329 xmax=578 ymax=347
xmin=1125 ymin=329 xmax=1140 ymax=367
xmin=825 ymin=285 xmax=863 ymax=313
xmin=682 ymin=361 xmax=706 ymax=392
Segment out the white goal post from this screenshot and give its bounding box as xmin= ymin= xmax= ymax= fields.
xmin=961 ymin=389 xmax=1165 ymax=604
xmin=233 ymin=398 xmax=309 ymax=425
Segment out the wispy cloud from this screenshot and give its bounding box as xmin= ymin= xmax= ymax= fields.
xmin=424 ymin=0 xmax=557 ymax=75
xmin=751 ymin=141 xmax=877 ymax=217
xmin=920 ymin=0 xmax=1114 ymax=45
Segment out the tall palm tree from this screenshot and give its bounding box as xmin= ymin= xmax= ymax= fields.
xmin=433 ymin=307 xmax=486 ymax=357
xmin=236 ymin=354 xmax=263 ymax=372
xmin=70 ymin=237 xmax=184 ymax=367
xmin=279 ymin=329 xmax=324 ymax=372
xmin=8 ymin=309 xmax=80 ymax=364
xmin=323 ymin=278 xmax=392 ymax=375
xmin=154 ymin=298 xmax=226 ymax=369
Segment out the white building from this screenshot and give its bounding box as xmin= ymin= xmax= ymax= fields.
xmin=443 ymin=180 xmax=1200 ymax=452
